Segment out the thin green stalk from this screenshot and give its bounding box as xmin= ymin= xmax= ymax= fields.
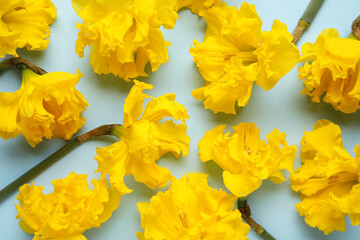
xmin=238 ymin=198 xmax=276 ymax=240
xmin=292 ymin=0 xmax=325 ymax=44
xmin=0 ymin=124 xmax=121 ymax=203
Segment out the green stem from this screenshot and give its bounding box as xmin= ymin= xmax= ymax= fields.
xmin=237 ymin=198 xmax=276 ymax=240
xmin=292 ymin=0 xmax=325 ymax=44
xmin=0 ymin=124 xmax=121 ymax=203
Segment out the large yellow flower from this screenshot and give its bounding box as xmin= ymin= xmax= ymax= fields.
xmin=290 ymin=120 xmax=360 ymax=235
xmin=0 ymin=0 xmax=56 ymax=57
xmin=0 ymin=68 xmax=88 ymax=147
xmin=72 ymin=0 xmax=178 ymax=81
xmin=198 ymin=123 xmax=297 ymax=197
xmin=16 ymin=172 xmax=121 ymax=240
xmin=95 ymin=80 xmax=190 ymax=194
xmin=136 ymin=173 xmax=250 ymax=240
xmin=299 ymin=29 xmax=360 ymax=113
xmin=190 ymin=2 xmax=299 ymax=114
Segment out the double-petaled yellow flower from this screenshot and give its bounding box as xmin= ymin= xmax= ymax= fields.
xmin=0 ymin=0 xmax=56 ymax=57
xmin=136 ymin=173 xmax=250 ymax=240
xmin=190 ymin=2 xmax=299 ymax=114
xmin=95 ymin=80 xmax=190 ymax=194
xmin=16 ymin=172 xmax=121 ymax=240
xmin=299 ymin=29 xmax=360 ymax=113
xmin=198 ymin=123 xmax=296 ymax=197
xmin=72 ymin=0 xmax=178 ymax=81
xmin=290 ymin=120 xmax=360 ymax=235
xmin=0 ymin=68 xmax=88 ymax=147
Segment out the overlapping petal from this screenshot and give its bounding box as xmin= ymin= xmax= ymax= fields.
xmin=290 ymin=120 xmax=360 ymax=234
xmin=136 ymin=173 xmax=250 ymax=240
xmin=95 ymin=80 xmax=190 ymax=193
xmin=198 ymin=123 xmax=296 ymax=197
xmin=16 ymin=172 xmax=121 ymax=240
xmin=0 ymin=0 xmax=56 ymax=57
xmin=0 ymin=69 xmax=88 ymax=147
xmin=175 ymin=0 xmax=223 ymax=16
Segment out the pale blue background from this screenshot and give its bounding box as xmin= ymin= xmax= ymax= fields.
xmin=1 ymin=0 xmax=360 ymax=239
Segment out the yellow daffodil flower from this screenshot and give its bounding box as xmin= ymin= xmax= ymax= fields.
xmin=190 ymin=2 xmax=299 ymax=114
xmin=95 ymin=80 xmax=190 ymax=194
xmin=136 ymin=173 xmax=250 ymax=240
xmin=0 ymin=0 xmax=56 ymax=57
xmin=290 ymin=120 xmax=360 ymax=235
xmin=72 ymin=0 xmax=178 ymax=81
xmin=299 ymin=29 xmax=360 ymax=113
xmin=0 ymin=68 xmax=88 ymax=147
xmin=198 ymin=123 xmax=297 ymax=197
xmin=175 ymin=0 xmax=223 ymax=16
xmin=16 ymin=172 xmax=121 ymax=240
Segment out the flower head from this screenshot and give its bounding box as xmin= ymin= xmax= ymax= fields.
xmin=190 ymin=2 xmax=299 ymax=114
xmin=299 ymin=29 xmax=360 ymax=113
xmin=0 ymin=0 xmax=56 ymax=57
xmin=290 ymin=120 xmax=360 ymax=235
xmin=0 ymin=68 xmax=88 ymax=147
xmin=16 ymin=172 xmax=121 ymax=240
xmin=95 ymin=80 xmax=190 ymax=194
xmin=136 ymin=173 xmax=250 ymax=240
xmin=198 ymin=123 xmax=297 ymax=197
xmin=73 ymin=0 xmax=178 ymax=81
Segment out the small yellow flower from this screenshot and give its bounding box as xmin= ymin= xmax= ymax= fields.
xmin=0 ymin=0 xmax=56 ymax=57
xmin=136 ymin=173 xmax=250 ymax=240
xmin=290 ymin=120 xmax=360 ymax=235
xmin=190 ymin=2 xmax=299 ymax=114
xmin=16 ymin=172 xmax=121 ymax=240
xmin=72 ymin=0 xmax=178 ymax=81
xmin=299 ymin=29 xmax=360 ymax=113
xmin=95 ymin=80 xmax=190 ymax=194
xmin=0 ymin=68 xmax=88 ymax=147
xmin=175 ymin=0 xmax=222 ymax=16
xmin=198 ymin=123 xmax=296 ymax=197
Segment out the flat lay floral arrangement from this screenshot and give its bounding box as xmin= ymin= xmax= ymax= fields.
xmin=1 ymin=0 xmax=360 ymax=239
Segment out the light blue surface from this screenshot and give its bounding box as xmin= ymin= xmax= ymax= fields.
xmin=1 ymin=0 xmax=360 ymax=239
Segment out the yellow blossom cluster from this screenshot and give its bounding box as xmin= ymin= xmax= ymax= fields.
xmin=190 ymin=2 xmax=299 ymax=114
xmin=95 ymin=80 xmax=190 ymax=194
xmin=16 ymin=172 xmax=121 ymax=240
xmin=299 ymin=29 xmax=360 ymax=113
xmin=290 ymin=120 xmax=360 ymax=235
xmin=0 ymin=0 xmax=56 ymax=57
xmin=199 ymin=123 xmax=297 ymax=197
xmin=0 ymin=69 xmax=88 ymax=147
xmin=72 ymin=0 xmax=179 ymax=81
xmin=136 ymin=173 xmax=250 ymax=240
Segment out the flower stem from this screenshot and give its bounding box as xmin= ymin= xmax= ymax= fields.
xmin=238 ymin=198 xmax=276 ymax=240
xmin=0 ymin=124 xmax=121 ymax=203
xmin=0 ymin=57 xmax=47 ymax=75
xmin=292 ymin=0 xmax=324 ymax=44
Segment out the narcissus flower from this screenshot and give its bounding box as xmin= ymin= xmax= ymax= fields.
xmin=299 ymin=29 xmax=360 ymax=113
xmin=136 ymin=173 xmax=250 ymax=240
xmin=72 ymin=0 xmax=178 ymax=81
xmin=190 ymin=2 xmax=299 ymax=114
xmin=16 ymin=172 xmax=121 ymax=240
xmin=198 ymin=123 xmax=297 ymax=197
xmin=95 ymin=80 xmax=190 ymax=194
xmin=175 ymin=0 xmax=222 ymax=16
xmin=0 ymin=0 xmax=56 ymax=57
xmin=0 ymin=68 xmax=88 ymax=147
xmin=290 ymin=120 xmax=360 ymax=235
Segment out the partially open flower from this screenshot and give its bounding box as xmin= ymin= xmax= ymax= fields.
xmin=198 ymin=123 xmax=296 ymax=197
xmin=0 ymin=68 xmax=88 ymax=147
xmin=0 ymin=0 xmax=56 ymax=57
xmin=190 ymin=2 xmax=299 ymax=114
xmin=16 ymin=172 xmax=121 ymax=240
xmin=136 ymin=173 xmax=250 ymax=240
xmin=95 ymin=80 xmax=190 ymax=194
xmin=299 ymin=29 xmax=360 ymax=113
xmin=72 ymin=0 xmax=178 ymax=81
xmin=290 ymin=120 xmax=360 ymax=235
